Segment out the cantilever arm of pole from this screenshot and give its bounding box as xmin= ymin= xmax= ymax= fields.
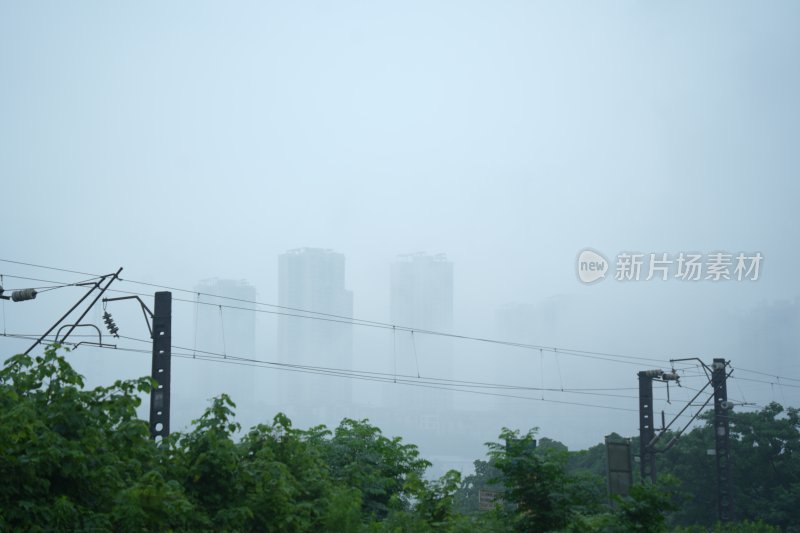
xmin=671 ymin=357 xmax=712 ymax=380
xmin=650 ymin=367 xmax=734 ymax=453
xmin=102 ymin=295 xmax=154 ymax=338
xmin=24 ymin=268 xmax=123 ymax=355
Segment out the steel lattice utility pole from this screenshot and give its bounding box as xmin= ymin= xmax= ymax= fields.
xmin=712 ymin=358 xmax=733 ymax=522
xmin=638 ymin=370 xmax=659 ymax=483
xmin=149 ymin=292 xmax=172 ymax=440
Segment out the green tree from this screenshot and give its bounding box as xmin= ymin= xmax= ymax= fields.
xmin=728 ymin=402 xmax=800 ymax=530
xmin=658 ymin=402 xmax=800 ymax=530
xmin=0 ymin=345 xmax=159 ymax=531
xmin=487 ymin=428 xmax=602 ymax=532
xmin=237 ymin=412 xmax=361 ymax=532
xmin=321 ymin=418 xmax=431 ymax=520
xmin=453 ymin=458 xmax=504 ymax=515
xmin=167 ymin=394 xmax=250 ymax=530
xmin=111 ymin=470 xmax=199 ymax=532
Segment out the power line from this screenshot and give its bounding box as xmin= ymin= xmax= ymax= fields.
xmin=170 ymin=294 xmax=690 ymax=369
xmin=2 ymin=331 xmax=641 ymax=395
xmin=0 ymin=258 xmax=98 ymax=278
xmin=1 ymin=332 xmax=644 ymax=414
xmin=0 ymin=273 xmax=105 ymax=292
xmin=4 ymin=258 xmax=799 ymax=385
xmin=161 ymin=296 xmax=693 ymax=367
xmin=93 ymin=285 xmax=688 ymax=370
xmin=734 ymin=366 xmax=800 ymax=384
xmin=117 ymin=335 xmax=655 ymax=400
xmin=4 ymin=330 xmax=696 ymax=409
xmin=0 ymin=258 xmax=392 ymax=327
xmin=0 ymin=258 xmax=694 ymax=368
xmin=0 ymin=333 xmax=781 ymax=418
xmin=728 ymin=375 xmax=800 ymax=390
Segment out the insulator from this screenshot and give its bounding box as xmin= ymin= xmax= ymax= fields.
xmin=640 ymin=369 xmax=663 ymax=378
xmin=102 ymin=312 xmax=120 ymax=337
xmin=662 ymin=372 xmax=680 ymax=381
xmin=11 ymin=288 xmax=37 ymax=302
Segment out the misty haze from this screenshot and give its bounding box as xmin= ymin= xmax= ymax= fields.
xmin=1 ymin=1 xmax=798 ymax=531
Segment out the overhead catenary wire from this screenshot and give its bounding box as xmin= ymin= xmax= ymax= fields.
xmin=1 ymin=289 xmax=795 ymax=415
xmin=175 ymin=297 xmax=695 ymax=367
xmin=0 ymin=331 xmax=635 ymax=394
xmin=539 ymin=348 xmax=544 ymax=400
xmin=554 ymin=348 xmax=564 ymax=392
xmin=0 ymin=333 xmax=785 ymax=421
xmin=218 ymin=305 xmax=227 ymax=359
xmin=734 ymin=366 xmax=800 ymax=384
xmin=169 ymin=293 xmax=697 ymax=369
xmin=679 ymin=382 xmax=760 ymax=410
xmin=728 ymin=375 xmax=800 ymax=390
xmin=68 ymin=282 xmax=692 ymax=371
xmin=3 ymin=258 xmax=800 ymax=387
xmin=0 ymin=330 xmax=711 ymax=401
xmin=411 ymin=330 xmax=421 ymax=378
xmin=392 ymin=326 xmax=397 ymax=384
xmin=0 ymin=257 xmax=792 ymax=456
xmin=1 ymin=332 xmax=647 ymax=413
xmin=0 ymin=273 xmax=106 ymax=293
xmin=192 ymin=293 xmax=200 ymax=359
xmin=111 ymin=334 xmax=707 ymax=403
xmin=2 ymin=331 xmax=681 ymax=404
xmin=0 ymin=258 xmax=701 ymax=369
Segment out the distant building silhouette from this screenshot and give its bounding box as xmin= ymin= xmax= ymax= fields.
xmin=739 ymin=297 xmax=800 ymax=375
xmin=277 ymin=248 xmax=354 ymax=408
xmin=391 ymin=253 xmax=454 ymax=331
xmin=388 ymin=252 xmax=454 ymax=411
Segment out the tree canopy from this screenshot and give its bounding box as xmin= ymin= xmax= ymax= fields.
xmin=1 ymin=345 xmax=797 ymax=532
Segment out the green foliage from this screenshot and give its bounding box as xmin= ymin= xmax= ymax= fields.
xmin=612 ymin=476 xmax=679 ymax=532
xmin=236 ymin=412 xmax=354 ymax=532
xmin=486 ymin=427 xmax=605 ymax=532
xmin=453 ymin=458 xmax=504 ymax=515
xmin=672 ymin=519 xmax=781 ymax=532
xmin=657 ymin=402 xmax=800 ymax=530
xmin=169 ymin=395 xmax=251 ymax=530
xmin=728 ymin=403 xmax=800 ymax=529
xmin=111 ymin=470 xmax=198 ymax=532
xmin=0 ymin=345 xmax=156 ymax=531
xmin=2 ymin=346 xmax=800 ymax=532
xmin=410 ymin=470 xmax=461 ymax=528
xmin=321 ymin=417 xmax=431 ymax=520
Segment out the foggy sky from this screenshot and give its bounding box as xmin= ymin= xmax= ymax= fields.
xmin=1 ymin=1 xmax=799 ymax=459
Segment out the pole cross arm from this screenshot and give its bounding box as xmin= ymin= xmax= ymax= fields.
xmin=102 ymin=295 xmax=155 ymax=338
